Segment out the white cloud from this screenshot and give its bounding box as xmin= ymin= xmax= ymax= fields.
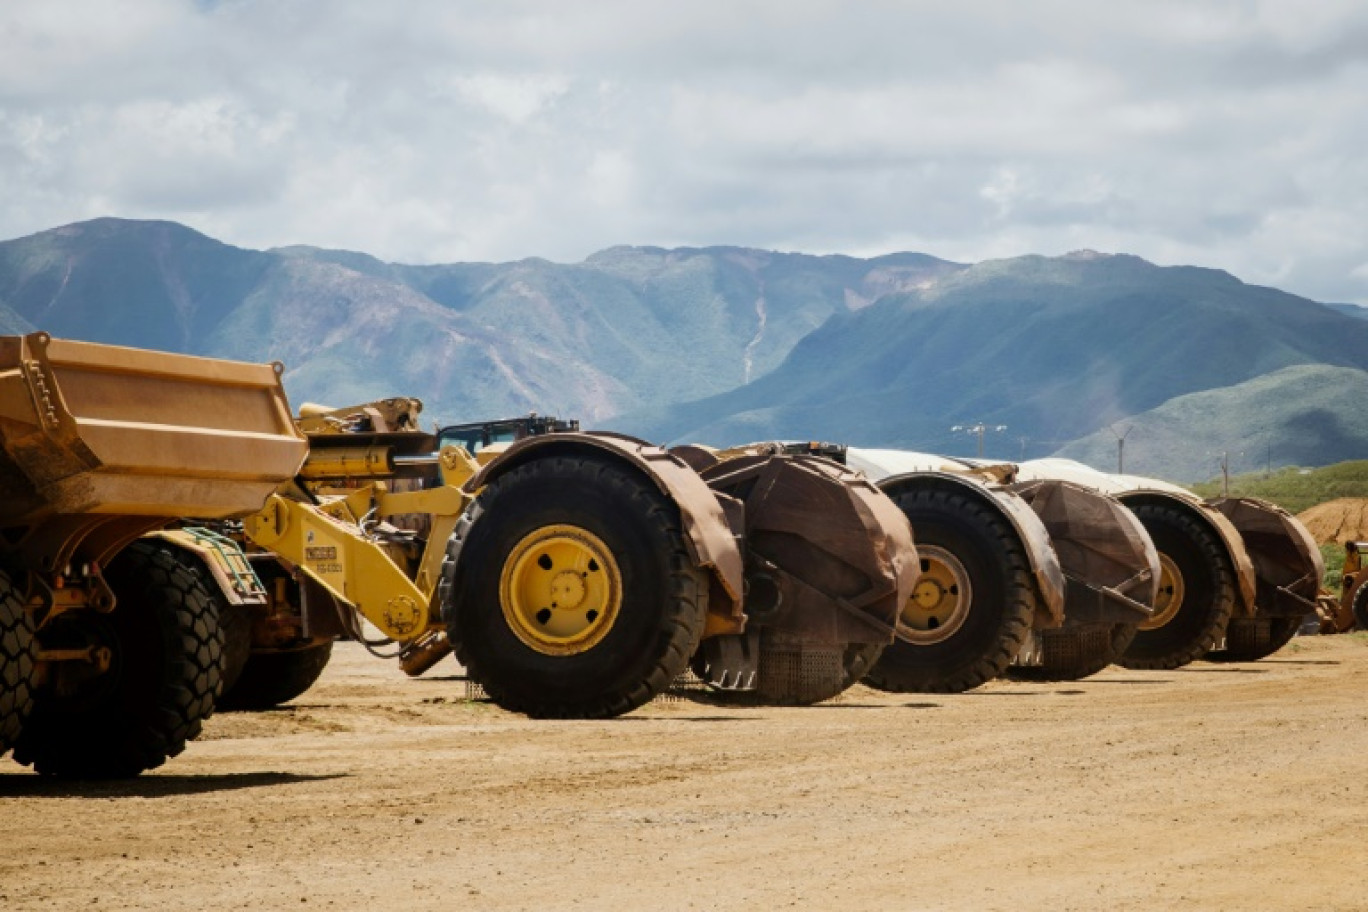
xmin=0 ymin=0 xmax=1366 ymax=302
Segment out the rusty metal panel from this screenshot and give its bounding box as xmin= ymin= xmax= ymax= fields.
xmin=1011 ymin=479 xmax=1158 ymax=625
xmin=1016 ymin=459 xmax=1259 ymax=617
xmin=1208 ymin=496 xmax=1324 ymax=616
xmin=701 ymin=453 xmax=919 ymax=647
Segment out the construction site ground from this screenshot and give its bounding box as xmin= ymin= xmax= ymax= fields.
xmin=4 ymin=635 xmax=1367 ymax=911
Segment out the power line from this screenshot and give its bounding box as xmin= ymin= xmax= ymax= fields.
xmin=951 ymin=422 xmax=1007 ymax=459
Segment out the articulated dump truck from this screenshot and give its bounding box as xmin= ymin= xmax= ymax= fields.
xmin=0 ymin=334 xmax=307 ymax=777
xmin=0 ymin=333 xmax=920 ymax=778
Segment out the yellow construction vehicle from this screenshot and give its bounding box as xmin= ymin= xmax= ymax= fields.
xmin=227 ymin=400 xmax=918 ymax=714
xmin=0 ymin=333 xmax=306 ymax=777
xmin=1312 ymin=540 xmax=1368 ymax=634
xmin=0 ymin=333 xmax=920 ymax=777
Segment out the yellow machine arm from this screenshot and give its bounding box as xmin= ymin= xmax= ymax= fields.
xmin=243 ymin=446 xmax=478 ymax=641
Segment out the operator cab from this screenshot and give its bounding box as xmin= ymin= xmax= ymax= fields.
xmin=437 ymin=414 xmax=579 ymax=456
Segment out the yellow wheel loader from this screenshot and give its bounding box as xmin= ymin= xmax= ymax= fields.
xmin=1317 ymin=540 xmax=1368 ymax=633
xmin=0 ymin=334 xmax=921 ymax=776
xmin=264 ymin=404 xmax=919 ymax=715
xmin=666 ymin=443 xmax=920 ymax=705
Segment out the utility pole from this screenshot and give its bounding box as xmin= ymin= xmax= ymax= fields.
xmin=1217 ymin=450 xmax=1246 ymax=496
xmin=1108 ymin=424 xmax=1133 ymax=474
xmin=952 ymin=423 xmax=1007 ymax=459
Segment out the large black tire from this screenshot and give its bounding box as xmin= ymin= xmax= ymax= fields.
xmin=837 ymin=642 xmax=885 ymax=694
xmin=13 ymin=541 xmax=224 ymax=778
xmin=1205 ymin=616 xmax=1301 ymax=662
xmin=218 ymin=602 xmax=253 ymax=695
xmin=1118 ymin=503 xmax=1236 ymax=670
xmin=1008 ymin=622 xmax=1138 ymax=682
xmin=864 ymin=487 xmax=1035 ymax=694
xmin=1352 ymin=583 xmax=1368 ymax=631
xmin=215 ymin=640 xmax=333 ymax=710
xmin=0 ymin=569 xmax=36 ymax=757
xmin=441 ymin=455 xmax=707 ymax=719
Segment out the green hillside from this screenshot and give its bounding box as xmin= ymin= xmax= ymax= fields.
xmin=0 ymin=218 xmax=271 ymax=353
xmin=3 ymin=218 xmax=1365 ymax=483
xmin=1055 ymin=364 xmax=1368 ymax=482
xmin=625 ymin=251 xmax=1368 ymax=459
xmin=1189 ymin=460 xmax=1368 ymax=514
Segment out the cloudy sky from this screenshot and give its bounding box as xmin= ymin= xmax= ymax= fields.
xmin=3 ymin=1 xmax=1366 ymax=302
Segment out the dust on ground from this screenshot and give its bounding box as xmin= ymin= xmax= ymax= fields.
xmin=4 ymin=636 xmax=1368 ymax=911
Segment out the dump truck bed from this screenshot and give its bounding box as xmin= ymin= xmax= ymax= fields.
xmin=0 ymin=333 xmax=307 ymax=526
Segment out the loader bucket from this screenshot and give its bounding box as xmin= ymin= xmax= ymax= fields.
xmin=0 ymin=333 xmax=307 ymax=569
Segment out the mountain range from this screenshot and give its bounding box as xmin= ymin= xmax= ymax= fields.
xmin=1 ymin=217 xmax=1365 ymax=482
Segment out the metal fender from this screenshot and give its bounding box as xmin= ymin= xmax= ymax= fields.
xmin=1015 ymin=460 xmax=1259 ymax=618
xmin=1008 ymin=479 xmax=1159 ymax=626
xmin=876 ymin=471 xmax=1067 ymax=629
xmin=1115 ymin=490 xmax=1259 ymax=617
xmin=466 ymin=431 xmax=746 ymax=633
xmin=145 ymin=527 xmax=268 ymax=607
xmin=1207 ymin=496 xmax=1324 ymax=617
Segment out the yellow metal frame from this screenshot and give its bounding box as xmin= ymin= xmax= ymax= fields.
xmin=243 ymin=446 xmax=478 ymax=641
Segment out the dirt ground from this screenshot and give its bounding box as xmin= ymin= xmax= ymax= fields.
xmin=4 ymin=636 xmax=1368 ymax=912
xmin=1298 ymin=497 xmax=1368 ymax=545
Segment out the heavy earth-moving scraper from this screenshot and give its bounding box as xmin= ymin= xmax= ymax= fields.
xmin=0 ymin=334 xmax=919 ymax=777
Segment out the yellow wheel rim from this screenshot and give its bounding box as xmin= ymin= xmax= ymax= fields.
xmin=897 ymin=545 xmax=972 ymax=645
xmin=1141 ymin=552 xmax=1185 ymax=631
xmin=500 ymin=524 xmax=623 ymax=656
